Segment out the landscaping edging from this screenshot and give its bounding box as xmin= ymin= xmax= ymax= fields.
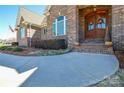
xmin=0 ymin=48 xmax=72 ymax=56
xmin=28 ymin=48 xmax=72 ymax=56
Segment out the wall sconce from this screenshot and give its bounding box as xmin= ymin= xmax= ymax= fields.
xmin=108 ymin=13 xmax=111 ymax=16
xmin=93 ymin=5 xmax=96 ymax=11
xmin=59 ymin=11 xmax=61 ymax=15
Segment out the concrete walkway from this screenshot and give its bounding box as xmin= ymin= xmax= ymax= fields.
xmin=0 ymin=52 xmax=119 ymax=87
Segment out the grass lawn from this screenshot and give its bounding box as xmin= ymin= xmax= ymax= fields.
xmin=94 ymin=69 xmax=124 ymax=87
xmin=0 ymin=43 xmax=23 ymax=52
xmin=0 ymin=43 xmax=4 ymax=47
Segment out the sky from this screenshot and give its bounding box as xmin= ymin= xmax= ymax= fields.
xmin=0 ymin=5 xmax=46 ymax=40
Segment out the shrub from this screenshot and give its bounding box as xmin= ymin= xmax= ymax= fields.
xmin=12 ymin=47 xmax=23 ymax=52
xmin=12 ymin=42 xmax=18 ymax=46
xmin=5 ymin=47 xmax=13 ymax=51
xmin=32 ymin=39 xmax=67 ymax=49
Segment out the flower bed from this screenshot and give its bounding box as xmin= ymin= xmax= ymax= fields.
xmin=0 ymin=45 xmax=72 ymax=56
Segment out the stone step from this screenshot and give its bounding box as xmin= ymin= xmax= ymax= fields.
xmin=73 ymin=45 xmax=114 ymax=54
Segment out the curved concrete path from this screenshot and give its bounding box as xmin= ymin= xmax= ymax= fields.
xmin=0 ymin=52 xmax=119 ymax=87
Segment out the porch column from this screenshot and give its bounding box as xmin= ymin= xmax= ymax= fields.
xmin=67 ymin=5 xmax=79 ymax=48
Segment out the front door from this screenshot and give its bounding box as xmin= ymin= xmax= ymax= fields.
xmin=85 ymin=11 xmax=107 ymax=39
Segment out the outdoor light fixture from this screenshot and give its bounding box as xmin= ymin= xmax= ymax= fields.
xmin=94 ymin=7 xmax=96 ymax=11
xmin=93 ymin=5 xmax=96 ymax=11
xmin=59 ymin=11 xmax=61 ymax=15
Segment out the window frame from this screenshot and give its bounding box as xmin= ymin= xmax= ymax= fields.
xmin=52 ymin=16 xmax=68 ymax=36
xmin=20 ymin=27 xmax=26 ymax=39
xmin=88 ymin=22 xmax=94 ymax=31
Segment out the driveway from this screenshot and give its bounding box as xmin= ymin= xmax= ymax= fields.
xmin=0 ymin=52 xmax=119 ymax=87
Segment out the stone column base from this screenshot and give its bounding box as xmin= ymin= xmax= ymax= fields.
xmin=105 ymin=41 xmax=113 ymax=48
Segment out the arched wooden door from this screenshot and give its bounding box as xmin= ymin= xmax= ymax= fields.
xmin=85 ymin=10 xmax=108 ymax=39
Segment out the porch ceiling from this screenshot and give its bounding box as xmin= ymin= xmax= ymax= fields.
xmin=78 ymin=5 xmax=112 ymax=9
xmin=78 ymin=5 xmax=94 ymax=9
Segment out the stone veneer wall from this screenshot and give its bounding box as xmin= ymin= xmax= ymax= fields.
xmin=47 ymin=5 xmax=68 ymax=40
xmin=67 ymin=5 xmax=79 ymax=47
xmin=112 ymin=5 xmax=124 ymax=51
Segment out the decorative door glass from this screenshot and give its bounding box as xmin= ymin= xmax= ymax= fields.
xmin=88 ymin=22 xmax=94 ymax=31
xmin=96 ymin=17 xmax=106 ymax=29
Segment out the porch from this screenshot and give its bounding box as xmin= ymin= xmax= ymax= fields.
xmin=71 ymin=5 xmax=112 ymax=53
xmin=76 ymin=5 xmax=112 ymax=45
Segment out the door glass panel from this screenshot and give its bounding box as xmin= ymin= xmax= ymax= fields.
xmin=96 ymin=17 xmax=106 ymax=29
xmin=88 ymin=22 xmax=94 ymax=31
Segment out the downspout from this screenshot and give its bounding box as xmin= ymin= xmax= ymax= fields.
xmin=55 ymin=19 xmax=57 ymax=36
xmin=64 ymin=16 xmax=66 ymax=35
xmin=29 ymin=23 xmax=32 ymax=47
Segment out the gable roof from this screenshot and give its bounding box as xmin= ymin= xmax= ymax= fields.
xmin=15 ymin=7 xmax=46 ymax=28
xmin=44 ymin=5 xmax=51 ymax=13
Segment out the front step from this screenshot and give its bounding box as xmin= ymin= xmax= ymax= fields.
xmin=73 ymin=45 xmax=114 ymax=54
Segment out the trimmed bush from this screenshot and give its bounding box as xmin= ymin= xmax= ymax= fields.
xmin=5 ymin=47 xmax=13 ymax=51
xmin=32 ymin=39 xmax=67 ymax=49
xmin=12 ymin=42 xmax=18 ymax=46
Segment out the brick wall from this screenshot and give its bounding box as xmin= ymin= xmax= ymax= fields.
xmin=47 ymin=5 xmax=68 ymax=40
xmin=67 ymin=5 xmax=79 ymax=47
xmin=47 ymin=5 xmax=79 ymax=47
xmin=17 ymin=24 xmax=47 ymax=47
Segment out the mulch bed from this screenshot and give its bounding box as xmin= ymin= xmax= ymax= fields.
xmin=0 ymin=48 xmax=71 ymax=56
xmin=0 ymin=47 xmax=41 ymax=56
xmin=0 ymin=49 xmax=31 ymax=56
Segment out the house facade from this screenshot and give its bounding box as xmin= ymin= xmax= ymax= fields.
xmin=15 ymin=5 xmax=124 ymax=51
xmin=15 ymin=7 xmax=47 ymax=47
